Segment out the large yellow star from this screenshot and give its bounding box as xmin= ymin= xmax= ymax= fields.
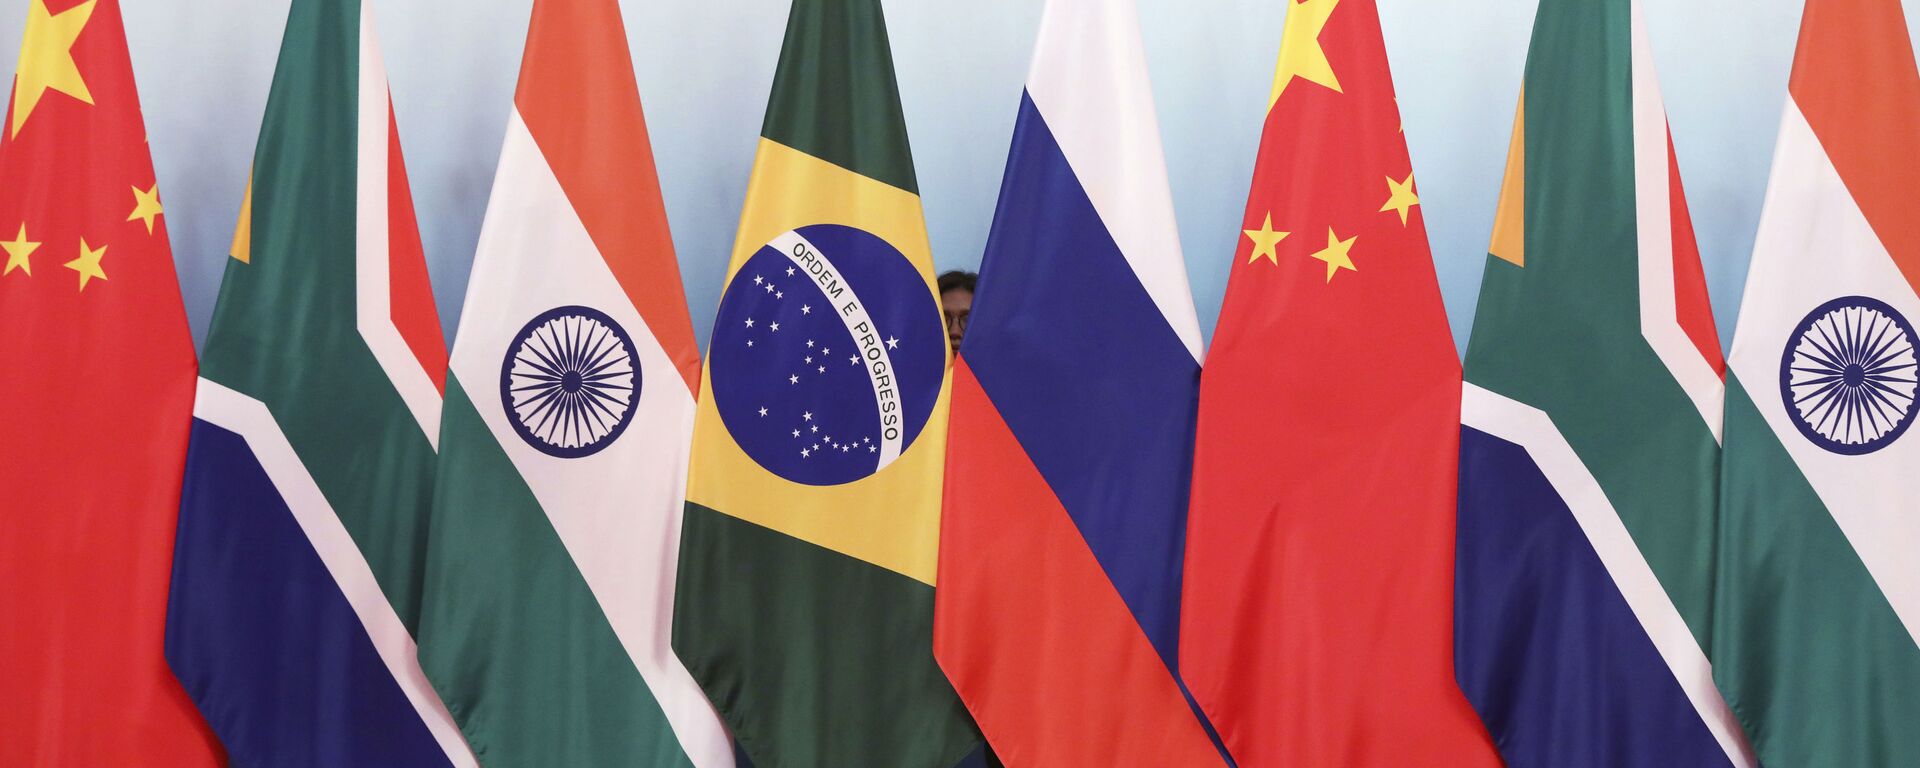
xmin=1380 ymin=173 xmax=1420 ymax=226
xmin=128 ymin=184 xmax=164 ymax=234
xmin=64 ymin=238 xmax=107 ymax=291
xmin=3 ymin=224 xmax=40 ymax=277
xmin=1308 ymin=227 xmax=1358 ymax=282
xmin=10 ymin=0 xmax=97 ymax=139
xmin=1244 ymin=213 xmax=1290 ymax=265
xmin=1269 ymin=0 xmax=1342 ymax=108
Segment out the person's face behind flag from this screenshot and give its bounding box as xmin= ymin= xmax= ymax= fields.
xmin=943 ymin=286 xmax=972 ymax=351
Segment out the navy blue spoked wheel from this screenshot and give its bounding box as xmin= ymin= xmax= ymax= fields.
xmin=499 ymin=305 xmax=642 ymax=459
xmin=1778 ymin=295 xmax=1917 ymax=456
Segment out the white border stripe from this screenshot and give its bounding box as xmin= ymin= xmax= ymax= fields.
xmin=192 ymin=378 xmax=477 ymax=767
xmin=356 ymin=5 xmax=443 ymax=448
xmin=1024 ymin=0 xmax=1203 ymax=362
xmin=1630 ymin=0 xmax=1724 ymax=442
xmin=1462 ymin=383 xmax=1756 ymax=767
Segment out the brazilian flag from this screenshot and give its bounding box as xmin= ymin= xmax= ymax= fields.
xmin=671 ymin=0 xmax=978 ymax=765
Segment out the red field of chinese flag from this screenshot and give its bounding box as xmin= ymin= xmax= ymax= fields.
xmin=1179 ymin=1 xmax=1500 ymax=765
xmin=0 ymin=1 xmax=220 ymax=763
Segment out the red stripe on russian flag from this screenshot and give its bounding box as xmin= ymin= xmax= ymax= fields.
xmin=934 ymin=361 xmax=1222 ymax=767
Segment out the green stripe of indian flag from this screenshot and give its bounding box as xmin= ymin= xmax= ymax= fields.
xmin=418 ymin=109 xmax=728 ymax=767
xmin=1717 ymin=92 xmax=1920 ymax=767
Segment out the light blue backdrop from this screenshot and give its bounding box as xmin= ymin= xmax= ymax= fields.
xmin=5 ymin=0 xmax=1917 ymax=355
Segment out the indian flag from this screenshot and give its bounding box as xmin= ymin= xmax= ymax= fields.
xmin=413 ymin=0 xmax=731 ymax=766
xmin=1714 ymin=0 xmax=1920 ymax=764
xmin=670 ymin=0 xmax=978 ymax=764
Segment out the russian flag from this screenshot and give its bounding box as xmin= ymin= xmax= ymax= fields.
xmin=932 ymin=0 xmax=1226 ymax=764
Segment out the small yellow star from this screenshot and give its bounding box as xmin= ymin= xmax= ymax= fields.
xmin=1270 ymin=0 xmax=1343 ymax=108
xmin=1243 ymin=213 xmax=1290 ymax=265
xmin=128 ymin=184 xmax=164 ymax=234
xmin=64 ymin=238 xmax=107 ymax=291
xmin=2 ymin=224 xmax=40 ymax=277
xmin=10 ymin=0 xmax=97 ymax=139
xmin=1308 ymin=227 xmax=1358 ymax=282
xmin=1380 ymin=173 xmax=1420 ymax=226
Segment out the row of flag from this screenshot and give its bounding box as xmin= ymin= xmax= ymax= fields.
xmin=1 ymin=0 xmax=1913 ymax=765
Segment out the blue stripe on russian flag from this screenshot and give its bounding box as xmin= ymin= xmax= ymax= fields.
xmin=164 ymin=419 xmax=451 ymax=767
xmin=1455 ymin=426 xmax=1732 ymax=768
xmin=961 ymin=92 xmax=1202 ymax=673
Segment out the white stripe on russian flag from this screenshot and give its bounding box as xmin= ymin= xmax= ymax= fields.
xmin=1023 ymin=0 xmax=1204 ymax=363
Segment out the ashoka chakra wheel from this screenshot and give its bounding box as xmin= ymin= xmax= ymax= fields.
xmin=1778 ymin=296 xmax=1917 ymax=456
xmin=499 ymin=305 xmax=642 ymax=459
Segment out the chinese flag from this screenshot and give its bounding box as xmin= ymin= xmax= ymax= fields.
xmin=0 ymin=0 xmax=221 ymax=764
xmin=1178 ymin=1 xmax=1501 ymax=765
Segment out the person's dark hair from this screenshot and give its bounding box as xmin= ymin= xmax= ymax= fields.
xmin=937 ymin=270 xmax=978 ymax=296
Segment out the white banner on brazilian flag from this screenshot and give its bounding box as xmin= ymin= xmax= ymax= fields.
xmin=414 ymin=0 xmax=733 ymax=765
xmin=1716 ymin=0 xmax=1920 ymax=765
